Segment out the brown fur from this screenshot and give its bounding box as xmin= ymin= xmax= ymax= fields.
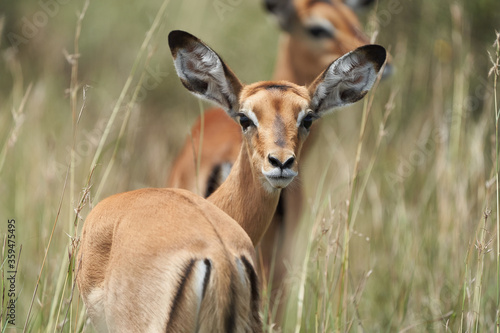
xmin=167 ymin=107 xmax=242 ymax=195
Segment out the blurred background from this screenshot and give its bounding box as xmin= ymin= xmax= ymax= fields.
xmin=1 ymin=0 xmax=500 ymax=331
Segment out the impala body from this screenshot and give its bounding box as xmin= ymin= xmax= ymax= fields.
xmin=77 ymin=30 xmax=385 ymax=332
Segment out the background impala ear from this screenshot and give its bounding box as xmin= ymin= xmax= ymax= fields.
xmin=168 ymin=30 xmax=243 ymax=118
xmin=343 ymin=0 xmax=376 ymax=12
xmin=262 ymin=0 xmax=296 ymax=32
xmin=308 ymin=44 xmax=386 ymax=116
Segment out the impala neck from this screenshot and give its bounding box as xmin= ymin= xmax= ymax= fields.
xmin=272 ymin=34 xmax=323 ymax=86
xmin=208 ymin=142 xmax=280 ymax=246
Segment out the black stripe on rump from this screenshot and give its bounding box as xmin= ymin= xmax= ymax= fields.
xmin=225 ymin=271 xmax=237 ymax=333
xmin=241 ymin=256 xmax=261 ymax=326
xmin=166 ymin=259 xmax=196 ymax=333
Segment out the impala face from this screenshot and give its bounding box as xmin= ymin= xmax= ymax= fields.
xmin=238 ymin=82 xmax=314 ymax=191
xmin=169 ymin=30 xmax=386 ymax=193
xmin=298 ymin=0 xmax=369 ymax=52
xmin=266 ymin=0 xmax=371 ymax=66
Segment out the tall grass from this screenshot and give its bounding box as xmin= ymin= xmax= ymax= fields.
xmin=0 ymin=0 xmax=499 ymax=332
xmin=490 ymin=30 xmax=500 ymax=333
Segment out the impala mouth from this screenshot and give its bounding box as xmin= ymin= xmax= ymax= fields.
xmin=262 ymin=167 xmax=298 ymax=189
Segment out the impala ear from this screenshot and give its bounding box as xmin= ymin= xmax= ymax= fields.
xmin=168 ymin=30 xmax=243 ymax=118
xmin=308 ymin=44 xmax=386 ymax=116
xmin=263 ymin=0 xmax=296 ymax=31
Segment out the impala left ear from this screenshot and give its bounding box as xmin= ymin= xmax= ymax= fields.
xmin=168 ymin=30 xmax=243 ymax=118
xmin=308 ymin=44 xmax=386 ymax=117
xmin=263 ymin=0 xmax=296 ymax=31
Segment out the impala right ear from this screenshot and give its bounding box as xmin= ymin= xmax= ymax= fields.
xmin=168 ymin=30 xmax=243 ymax=118
xmin=308 ymin=44 xmax=386 ymax=117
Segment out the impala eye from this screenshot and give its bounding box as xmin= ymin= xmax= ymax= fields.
xmin=301 ymin=114 xmax=314 ymax=130
xmin=307 ymin=25 xmax=334 ymax=39
xmin=238 ymin=113 xmax=254 ymax=131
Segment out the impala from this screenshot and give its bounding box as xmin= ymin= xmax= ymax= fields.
xmin=167 ymin=0 xmax=388 ymax=300
xmin=77 ymin=30 xmax=385 ymax=332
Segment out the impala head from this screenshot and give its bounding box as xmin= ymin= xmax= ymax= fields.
xmin=264 ymin=0 xmax=391 ymax=83
xmin=169 ymin=30 xmax=385 ymax=192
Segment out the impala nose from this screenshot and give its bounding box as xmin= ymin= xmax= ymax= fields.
xmin=268 ymin=154 xmax=295 ymax=170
